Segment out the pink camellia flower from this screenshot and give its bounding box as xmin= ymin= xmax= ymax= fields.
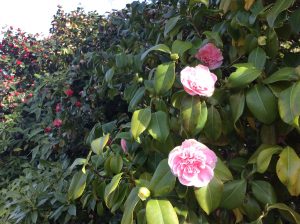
xmin=180 ymin=65 xmax=217 ymax=97
xmin=55 ymin=103 xmax=62 ymax=113
xmin=168 ymin=139 xmax=217 ymax=188
xmin=120 ymin=139 xmax=128 ymax=153
xmin=64 ymin=89 xmax=74 ymax=97
xmin=53 ymin=119 xmax=63 ymax=128
xmin=195 ymin=43 xmax=223 ymax=70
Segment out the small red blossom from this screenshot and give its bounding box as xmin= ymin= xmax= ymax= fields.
xmin=53 ymin=119 xmax=63 ymax=128
xmin=55 ymin=103 xmax=62 ymax=113
xmin=27 ymin=93 xmax=33 ymax=98
xmin=75 ymin=101 xmax=82 ymax=107
xmin=44 ymin=127 xmax=52 ymax=133
xmin=16 ymin=60 xmax=22 ymax=65
xmin=64 ymin=89 xmax=74 ymax=97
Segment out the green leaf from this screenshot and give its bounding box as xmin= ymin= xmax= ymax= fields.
xmin=227 ymin=63 xmax=261 ymax=88
xmin=105 ymin=67 xmax=115 ymax=87
xmin=214 ymin=158 xmax=233 ymax=182
xmin=181 ymin=96 xmax=208 ymax=137
xmin=91 ymin=134 xmax=110 ymax=155
xmin=276 ymin=146 xmax=300 ymax=196
xmin=248 ymin=144 xmax=273 ymax=164
xmin=219 ymin=0 xmax=232 ymax=14
xmin=131 ymin=108 xmax=152 ymax=140
xmin=204 ymin=106 xmax=222 ymax=141
xmin=266 ymin=203 xmax=300 ymax=224
xmin=278 ymin=82 xmax=300 ymax=125
xmin=154 ymin=62 xmax=175 ymax=95
xmin=171 ymin=40 xmax=192 ymax=59
xmin=104 ymin=173 xmax=123 ymax=207
xmin=246 ymin=84 xmax=277 ymax=124
xmin=229 ymin=91 xmax=245 ymax=126
xmin=256 ymin=146 xmax=282 ymax=173
xmin=147 ymin=111 xmax=170 ymax=142
xmin=248 ymin=47 xmax=267 ymax=70
xmin=263 ymin=67 xmax=299 ymax=84
xmin=68 ymin=171 xmax=87 ymax=200
xmin=266 ymin=29 xmax=279 ymax=58
xmin=290 ymin=8 xmax=300 ymax=34
xmin=128 ymin=87 xmax=145 ymax=112
xmin=189 ymin=0 xmax=209 ymax=7
xmin=220 ymin=179 xmax=247 ymax=209
xmin=203 ymin=31 xmax=223 ymax=48
xmin=121 ymin=188 xmax=140 ymax=224
xmin=194 ymin=177 xmax=224 ymax=215
xmin=149 ymin=159 xmax=176 ymax=197
xmin=241 ymin=196 xmax=262 ymax=221
xmin=266 ymin=0 xmax=295 ymax=27
xmin=164 ymin=16 xmax=180 ymax=37
xmin=141 ymin=44 xmax=171 ymax=61
xmin=68 ymin=204 xmax=76 ymax=216
xmin=146 ymin=199 xmax=179 ymax=224
xmin=251 ymin=180 xmax=277 ymax=205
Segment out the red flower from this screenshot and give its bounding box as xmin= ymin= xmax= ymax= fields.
xmin=16 ymin=60 xmax=22 ymax=65
xmin=27 ymin=93 xmax=33 ymax=98
xmin=1 ymin=55 xmax=6 ymax=60
xmin=55 ymin=103 xmax=62 ymax=113
xmin=53 ymin=119 xmax=63 ymax=128
xmin=64 ymin=89 xmax=74 ymax=97
xmin=75 ymin=101 xmax=82 ymax=107
xmin=44 ymin=127 xmax=52 ymax=133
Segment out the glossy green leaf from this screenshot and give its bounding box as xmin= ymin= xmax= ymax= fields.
xmin=266 ymin=0 xmax=295 ymax=27
xmin=149 ymin=159 xmax=176 ymax=196
xmin=164 ymin=16 xmax=180 ymax=37
xmin=141 ymin=44 xmax=171 ymax=61
xmin=227 ymin=64 xmax=261 ymax=88
xmin=194 ymin=177 xmax=223 ymax=215
xmin=128 ymin=87 xmax=145 ymax=112
xmin=68 ymin=171 xmax=87 ymax=200
xmin=147 ymin=111 xmax=170 ymax=142
xmin=105 ymin=67 xmax=115 ymax=87
xmin=290 ymin=8 xmax=300 ymax=34
xmin=263 ymin=67 xmax=299 ymax=84
xmin=104 ymin=173 xmax=123 ymax=207
xmin=220 ymin=179 xmax=247 ymax=209
xmin=219 ymin=0 xmax=232 ymax=14
xmin=251 ymin=180 xmax=277 ymax=205
xmin=278 ymin=82 xmax=300 ymax=125
xmin=214 ymin=158 xmax=233 ymax=182
xmin=121 ymin=188 xmax=140 ymax=224
xmin=154 ymin=62 xmax=175 ymax=95
xmin=256 ymin=146 xmax=282 ymax=173
xmin=204 ymin=106 xmax=222 ymax=140
xmin=181 ymin=96 xmax=208 ymax=136
xmin=276 ymin=146 xmax=300 ymax=196
xmin=266 ymin=203 xmax=300 ymax=224
xmin=246 ymin=84 xmax=277 ymax=124
xmin=266 ymin=29 xmax=279 ymax=58
xmin=91 ymin=134 xmax=110 ymax=155
xmin=241 ymin=196 xmax=262 ymax=221
xmin=229 ymin=91 xmax=245 ymax=126
xmin=171 ymin=40 xmax=192 ymax=58
xmin=131 ymin=108 xmax=152 ymax=140
xmin=146 ymin=199 xmax=179 ymax=224
xmin=248 ymin=47 xmax=266 ymax=70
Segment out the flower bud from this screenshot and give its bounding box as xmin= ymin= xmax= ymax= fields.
xmin=138 ymin=187 xmax=151 ymax=201
xmin=258 ymin=36 xmax=267 ymax=46
xmin=170 ymin=53 xmax=179 ymax=61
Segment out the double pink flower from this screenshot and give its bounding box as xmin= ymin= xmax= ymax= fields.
xmin=168 ymin=139 xmax=217 ymax=188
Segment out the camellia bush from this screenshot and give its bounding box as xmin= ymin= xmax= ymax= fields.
xmin=1 ymin=0 xmax=300 ymax=223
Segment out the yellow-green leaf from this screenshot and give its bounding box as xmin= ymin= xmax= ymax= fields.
xmin=276 ymin=146 xmax=300 ymax=196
